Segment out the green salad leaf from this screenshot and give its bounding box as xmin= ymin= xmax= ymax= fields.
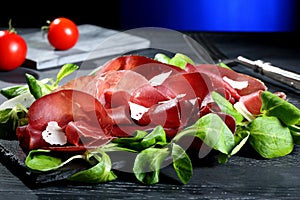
xmin=112 ymin=125 xmax=168 ymax=151
xmin=0 ymin=104 xmax=28 ymax=139
xmin=171 ymin=143 xmax=193 ymax=184
xmin=68 ymin=149 xmax=117 ymax=183
xmin=248 ymin=116 xmax=294 ymax=158
xmin=54 ymin=63 xmax=79 ymax=87
xmin=212 ymin=91 xmax=244 ymax=123
xmin=154 ymin=53 xmax=171 ymax=64
xmin=26 ymin=149 xmax=64 ymax=171
xmin=0 ymin=85 xmax=29 ymax=99
xmin=261 ymin=91 xmax=300 ymax=126
xmin=173 ymin=113 xmax=235 ymax=155
xmin=154 ymin=52 xmax=194 ymax=69
xmin=133 ymin=147 xmax=170 ymax=185
xmin=25 ymin=63 xmax=79 ymax=99
xmin=25 ymin=149 xmax=85 ymax=171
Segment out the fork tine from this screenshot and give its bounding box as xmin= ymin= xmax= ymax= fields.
xmin=186 ymin=32 xmax=240 ymax=67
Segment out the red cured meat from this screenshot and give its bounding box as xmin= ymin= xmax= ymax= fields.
xmin=87 ymin=70 xmax=150 ymax=106
xmin=65 ymin=121 xmax=113 ymax=147
xmin=194 ymin=64 xmax=267 ymax=97
xmin=130 ymin=84 xmax=171 ymax=108
xmin=161 ymin=72 xmax=212 ymax=102
xmin=239 ymin=90 xmax=263 ymax=115
xmin=97 ymin=55 xmax=185 ymax=75
xmin=16 ymin=124 xmax=49 ymax=152
xmin=17 ymin=55 xmax=271 ymax=152
xmin=28 ymin=90 xmax=112 ymax=130
xmin=17 ymin=90 xmax=113 ymax=151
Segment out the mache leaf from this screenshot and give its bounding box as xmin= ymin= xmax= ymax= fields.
xmin=248 ymin=116 xmax=294 ymax=158
xmin=172 ymin=143 xmax=192 ymax=184
xmin=173 ymin=113 xmax=235 ymax=155
xmin=133 ymin=147 xmax=170 ymax=185
xmin=261 ymin=91 xmax=300 ymax=126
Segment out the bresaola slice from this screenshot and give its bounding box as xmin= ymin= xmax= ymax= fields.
xmin=96 ymin=55 xmax=185 ymax=75
xmin=93 ymin=69 xmax=209 ymax=138
xmin=27 ymin=89 xmax=112 ymax=130
xmin=65 ymin=121 xmax=112 ymax=147
xmin=238 ymin=90 xmax=263 ymax=115
xmin=16 ymin=90 xmax=113 ymax=151
xmin=194 ymin=64 xmax=267 ymax=98
xmin=16 ymin=54 xmax=270 ymax=152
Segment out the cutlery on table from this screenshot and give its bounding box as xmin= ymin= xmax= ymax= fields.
xmin=185 ymin=33 xmax=300 ymax=91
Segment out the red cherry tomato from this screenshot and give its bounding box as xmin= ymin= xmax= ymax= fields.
xmin=47 ymin=17 xmax=79 ymax=50
xmin=0 ymin=30 xmax=27 ymax=71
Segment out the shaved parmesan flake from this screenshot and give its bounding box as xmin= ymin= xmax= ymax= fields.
xmin=223 ymin=76 xmax=248 ymax=90
xmin=128 ymin=102 xmax=149 ymax=120
xmin=42 ymin=121 xmax=67 ymax=145
xmin=234 ymin=102 xmax=255 ymax=122
xmin=189 ymin=98 xmax=197 ymax=105
xmin=149 ymin=71 xmax=172 ymax=86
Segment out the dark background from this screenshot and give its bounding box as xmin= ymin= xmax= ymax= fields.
xmin=0 ymin=1 xmax=121 ymax=30
xmin=1 ymin=0 xmax=299 ymax=32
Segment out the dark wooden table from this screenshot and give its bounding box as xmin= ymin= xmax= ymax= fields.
xmin=1 ymin=28 xmax=300 ymax=199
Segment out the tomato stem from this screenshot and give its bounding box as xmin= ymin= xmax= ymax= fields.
xmin=8 ymin=19 xmax=17 ymax=34
xmin=41 ymin=20 xmax=51 ymax=32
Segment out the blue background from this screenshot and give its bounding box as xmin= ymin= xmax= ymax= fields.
xmin=121 ymin=0 xmax=299 ymax=32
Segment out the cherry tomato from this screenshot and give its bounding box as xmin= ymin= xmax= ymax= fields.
xmin=46 ymin=17 xmax=79 ymax=50
xmin=0 ymin=30 xmax=27 ymax=71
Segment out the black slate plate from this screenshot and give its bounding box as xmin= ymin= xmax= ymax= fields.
xmin=0 ymin=139 xmax=92 ymax=187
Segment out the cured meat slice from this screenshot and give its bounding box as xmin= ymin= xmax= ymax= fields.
xmin=17 ymin=54 xmax=272 ymax=152
xmin=161 ymin=72 xmax=212 ymax=102
xmin=96 ymin=55 xmax=185 ymax=75
xmin=65 ymin=121 xmax=113 ymax=147
xmin=110 ymin=97 xmax=200 ymax=139
xmin=28 ymin=89 xmax=112 ymax=130
xmin=238 ymin=90 xmax=263 ymax=115
xmin=130 ymin=84 xmax=171 ymax=108
xmin=85 ymin=70 xmax=150 ymax=107
xmin=195 ymin=64 xmax=267 ymax=97
xmin=16 ymin=124 xmax=48 ymax=151
xmin=16 ymin=90 xmax=113 ymax=151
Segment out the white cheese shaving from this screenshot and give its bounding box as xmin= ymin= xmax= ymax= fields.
xmin=42 ymin=121 xmax=67 ymax=145
xmin=233 ymin=102 xmax=255 ymax=122
xmin=189 ymin=98 xmax=197 ymax=106
xmin=128 ymin=102 xmax=149 ymax=120
xmin=223 ymin=76 xmax=248 ymax=90
xmin=149 ymin=71 xmax=172 ymax=86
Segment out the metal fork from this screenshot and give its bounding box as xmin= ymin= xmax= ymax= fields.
xmin=185 ymin=32 xmax=229 ymax=64
xmin=186 ymin=32 xmax=300 ymax=92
